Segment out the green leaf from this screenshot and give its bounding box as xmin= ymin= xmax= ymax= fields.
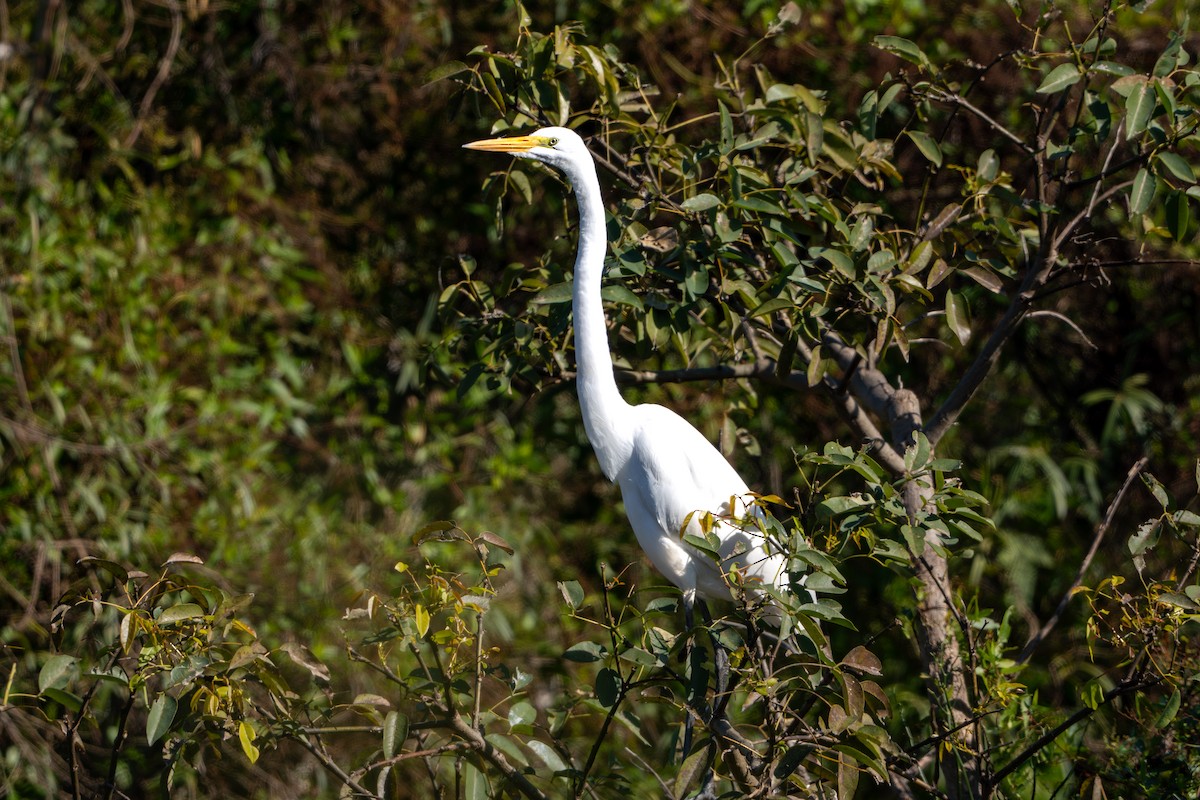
xmin=1036 ymin=62 xmax=1081 ymax=94
xmin=563 ymin=641 xmax=605 ymax=662
xmin=904 ymin=432 xmax=931 ymax=473
xmin=463 ymin=762 xmax=487 ymax=800
xmin=1092 ymin=60 xmax=1135 ymax=77
xmin=601 ymin=284 xmax=644 ymax=310
xmin=1125 ymin=83 xmax=1155 ymax=139
xmin=508 ymin=169 xmax=532 ymax=205
xmin=718 ymin=100 xmax=734 ymax=153
xmin=557 ymin=580 xmax=584 ymax=609
xmin=1128 ymin=520 xmax=1160 ymax=556
xmin=1153 ymin=31 xmax=1185 ymax=78
xmin=414 ymin=604 xmax=430 ymax=637
xmin=530 ymin=281 xmax=573 ymax=305
xmin=159 ymin=603 xmax=205 ymax=625
xmin=749 ymin=297 xmax=792 ymax=318
xmin=77 ymin=557 xmax=129 ymax=583
xmin=837 ymin=749 xmax=861 ymax=798
xmin=382 ymin=711 xmax=407 ymax=758
xmin=595 ymin=667 xmax=621 ymax=707
xmin=507 ymin=699 xmax=536 ymax=728
xmin=525 ymin=740 xmax=567 ymax=771
xmin=681 ymin=193 xmax=721 ymax=212
xmin=617 ymin=646 xmax=659 ymax=667
xmin=906 ymin=131 xmax=942 ymax=166
xmin=774 ymin=744 xmax=813 ymax=779
xmin=1165 ymin=191 xmax=1191 ymax=240
xmin=424 ymin=60 xmax=470 ymax=86
xmin=146 ymin=694 xmax=177 ymax=745
xmin=412 ymin=519 xmax=465 ymax=545
xmin=1175 ymin=509 xmax=1200 ymax=528
xmin=1157 ymin=592 xmax=1198 ymax=610
xmin=41 ymin=688 xmax=83 ymax=712
xmin=1129 ymin=169 xmax=1156 ymax=215
xmin=1142 ymin=473 xmax=1170 ymax=508
xmin=977 ymin=149 xmax=999 ymax=182
xmin=873 ymin=36 xmax=930 ymax=70
xmin=39 ymin=655 xmax=78 ymax=693
xmin=1156 ymin=689 xmax=1182 ymax=728
xmin=945 ymin=290 xmax=971 ymax=344
xmin=1157 ymin=152 xmax=1196 ymax=184
xmin=673 ymin=745 xmax=709 ymax=797
xmin=814 ymin=247 xmax=856 ymax=278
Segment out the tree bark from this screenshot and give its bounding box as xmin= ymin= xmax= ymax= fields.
xmin=890 ymin=388 xmax=980 ymax=800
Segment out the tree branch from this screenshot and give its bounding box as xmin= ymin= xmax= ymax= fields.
xmin=449 ymin=714 xmax=549 ymax=800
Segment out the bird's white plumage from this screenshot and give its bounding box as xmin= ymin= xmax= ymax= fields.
xmin=465 ymin=126 xmax=789 ymax=608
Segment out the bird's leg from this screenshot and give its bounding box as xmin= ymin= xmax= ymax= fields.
xmin=681 ymin=589 xmax=698 ymax=759
xmin=696 ymin=599 xmax=730 ymax=707
xmin=694 ymin=599 xmax=731 ymax=797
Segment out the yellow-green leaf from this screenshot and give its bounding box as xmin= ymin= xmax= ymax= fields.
xmin=238 ymin=720 xmax=260 ymax=764
xmin=414 ymin=604 xmax=430 ymax=638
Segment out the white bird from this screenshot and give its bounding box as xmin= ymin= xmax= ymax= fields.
xmin=464 ymin=127 xmax=790 ymax=620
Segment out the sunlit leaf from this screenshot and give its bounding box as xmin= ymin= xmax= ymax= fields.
xmin=681 ymin=193 xmax=721 ymax=212
xmin=238 ymin=721 xmax=260 ymax=764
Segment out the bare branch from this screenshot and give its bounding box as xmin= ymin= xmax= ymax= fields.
xmin=611 ymin=360 xmax=791 ymax=388
xmin=449 ymin=715 xmax=549 ymax=800
xmin=1025 ymin=310 xmax=1097 ymax=350
xmin=928 ymin=89 xmax=1034 ymax=154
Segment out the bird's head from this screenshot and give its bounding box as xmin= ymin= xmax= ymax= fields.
xmin=462 ymin=126 xmax=590 ymax=175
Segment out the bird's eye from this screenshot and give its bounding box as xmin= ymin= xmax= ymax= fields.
xmin=548 ymin=137 xmax=560 ymax=146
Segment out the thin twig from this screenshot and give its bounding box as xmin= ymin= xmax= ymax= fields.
xmin=929 ymin=90 xmax=1034 ymax=153
xmin=1019 ymin=457 xmax=1148 ymax=664
xmin=123 ymin=0 xmax=182 ymax=148
xmin=987 ymin=677 xmax=1152 ymax=788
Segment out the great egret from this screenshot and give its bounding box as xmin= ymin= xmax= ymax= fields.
xmin=463 ymin=127 xmax=790 ymax=620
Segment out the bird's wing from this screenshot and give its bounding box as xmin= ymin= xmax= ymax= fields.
xmin=621 ymin=405 xmax=787 ymax=597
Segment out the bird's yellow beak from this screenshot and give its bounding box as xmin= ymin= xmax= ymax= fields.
xmin=462 ymin=135 xmax=547 ymax=153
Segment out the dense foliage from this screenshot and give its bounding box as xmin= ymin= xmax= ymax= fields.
xmin=2 ymin=1 xmax=1199 ymax=798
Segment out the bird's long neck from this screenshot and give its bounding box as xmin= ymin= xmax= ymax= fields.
xmin=564 ymin=159 xmax=632 ymax=480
